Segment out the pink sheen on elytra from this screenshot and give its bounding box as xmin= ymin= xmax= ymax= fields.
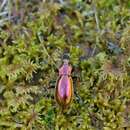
xmin=58 ymin=76 xmax=70 ymax=98
xmin=55 ymin=61 xmax=73 ymax=107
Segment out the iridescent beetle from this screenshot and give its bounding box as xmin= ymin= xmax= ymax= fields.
xmin=55 ymin=55 xmax=73 ymax=109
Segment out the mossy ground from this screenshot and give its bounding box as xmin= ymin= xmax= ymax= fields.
xmin=0 ymin=0 xmax=130 ymax=130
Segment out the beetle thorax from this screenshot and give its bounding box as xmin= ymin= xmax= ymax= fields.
xmin=59 ymin=63 xmax=72 ymax=76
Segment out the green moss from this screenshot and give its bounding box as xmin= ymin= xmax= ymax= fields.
xmin=0 ymin=0 xmax=130 ymax=130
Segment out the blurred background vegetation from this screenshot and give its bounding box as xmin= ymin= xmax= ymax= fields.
xmin=0 ymin=0 xmax=130 ymax=130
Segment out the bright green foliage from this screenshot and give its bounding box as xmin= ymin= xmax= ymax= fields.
xmin=0 ymin=0 xmax=130 ymax=130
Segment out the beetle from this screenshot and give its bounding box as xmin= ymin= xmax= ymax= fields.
xmin=55 ymin=55 xmax=73 ymax=110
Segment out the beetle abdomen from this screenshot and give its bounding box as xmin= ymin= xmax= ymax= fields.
xmin=55 ymin=76 xmax=73 ymax=107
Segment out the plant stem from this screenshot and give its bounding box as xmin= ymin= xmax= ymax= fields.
xmin=92 ymin=1 xmax=100 ymax=32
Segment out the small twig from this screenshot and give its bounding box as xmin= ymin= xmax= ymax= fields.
xmin=91 ymin=1 xmax=101 ymax=57
xmin=0 ymin=0 xmax=7 ymax=11
xmin=91 ymin=44 xmax=97 ymax=56
xmin=0 ymin=0 xmax=13 ymax=26
xmin=7 ymin=0 xmax=11 ymax=21
xmin=92 ymin=2 xmax=100 ymax=32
